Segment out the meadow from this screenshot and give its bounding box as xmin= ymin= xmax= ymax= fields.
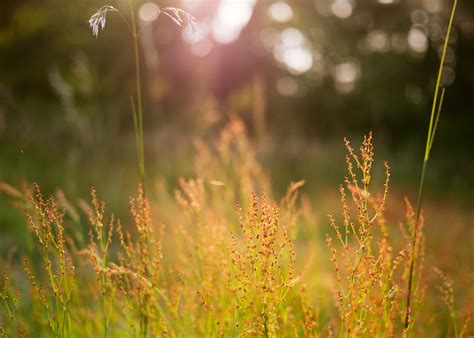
xmin=0 ymin=0 xmax=473 ymax=337
xmin=1 ymin=116 xmax=472 ymax=337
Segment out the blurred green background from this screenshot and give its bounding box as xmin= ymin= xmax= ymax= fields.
xmin=0 ymin=0 xmax=473 ymax=248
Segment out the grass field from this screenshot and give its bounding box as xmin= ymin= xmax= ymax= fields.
xmin=1 ymin=0 xmax=473 ymax=337
xmin=0 ymin=117 xmax=472 ymax=337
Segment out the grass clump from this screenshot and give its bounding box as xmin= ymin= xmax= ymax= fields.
xmin=326 ymin=134 xmax=425 ymax=336
xmin=23 ymin=185 xmax=76 ymax=337
xmin=228 ymin=192 xmax=297 ymax=336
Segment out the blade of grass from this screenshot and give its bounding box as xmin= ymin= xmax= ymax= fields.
xmin=404 ymin=0 xmax=457 ymax=331
xmin=429 ymin=87 xmax=445 ymax=152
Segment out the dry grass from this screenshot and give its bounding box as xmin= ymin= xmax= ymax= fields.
xmin=0 ymin=119 xmax=472 ymax=337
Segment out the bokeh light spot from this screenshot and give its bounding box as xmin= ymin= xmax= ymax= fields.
xmin=268 ymin=2 xmax=293 ymax=23
xmin=274 ymin=28 xmax=313 ymax=74
xmin=139 ymin=3 xmax=160 ymax=22
xmin=283 ymin=48 xmax=313 ymax=74
xmin=411 ymin=10 xmax=429 ymax=25
xmin=331 ymin=0 xmax=353 ymax=19
xmin=422 ymin=0 xmax=442 ymax=13
xmin=276 ymin=77 xmax=299 ymax=96
xmin=334 ymin=62 xmax=357 ymax=82
xmin=333 ymin=61 xmax=359 ymax=93
xmin=367 ymin=30 xmax=390 ymax=53
xmin=281 ymin=28 xmax=305 ymax=47
xmin=441 ymin=67 xmax=455 ymax=86
xmin=408 ymin=28 xmax=428 ymax=53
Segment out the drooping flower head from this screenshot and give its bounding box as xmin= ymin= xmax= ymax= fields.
xmin=88 ymin=4 xmax=196 ymax=38
xmin=88 ymin=5 xmax=118 ymax=38
xmin=160 ymin=7 xmax=197 ymax=34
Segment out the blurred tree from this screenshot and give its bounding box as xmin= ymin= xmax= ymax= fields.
xmin=0 ymin=0 xmax=473 ymax=197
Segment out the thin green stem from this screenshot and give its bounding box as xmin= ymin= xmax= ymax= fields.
xmin=128 ymin=0 xmax=146 ymax=196
xmin=429 ymin=88 xmax=445 ymax=152
xmin=452 ymin=308 xmax=459 ymax=338
xmin=128 ymin=2 xmax=148 ymax=333
xmin=1 ymin=295 xmax=14 ymax=334
xmin=101 ymin=255 xmax=108 ymax=337
xmin=404 ymin=0 xmax=457 ymax=331
xmin=130 ymin=97 xmax=142 ymax=182
xmin=116 ymin=10 xmax=134 ymax=35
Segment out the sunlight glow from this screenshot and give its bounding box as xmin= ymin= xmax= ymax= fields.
xmin=212 ymin=0 xmax=256 ymax=44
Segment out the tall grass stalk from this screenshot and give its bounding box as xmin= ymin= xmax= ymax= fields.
xmin=88 ymin=2 xmax=196 ymax=196
xmin=404 ymin=0 xmax=457 ymax=330
xmin=128 ymin=0 xmax=146 ymax=195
